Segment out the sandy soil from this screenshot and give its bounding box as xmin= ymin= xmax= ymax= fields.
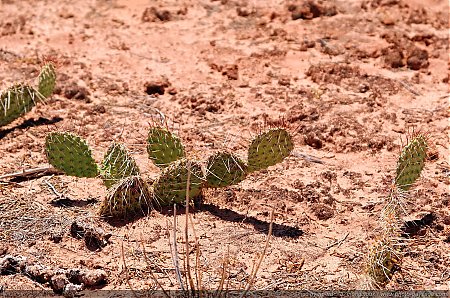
xmin=0 ymin=0 xmax=449 ymax=293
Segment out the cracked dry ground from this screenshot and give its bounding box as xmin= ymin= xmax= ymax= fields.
xmin=0 ymin=0 xmax=449 ymax=293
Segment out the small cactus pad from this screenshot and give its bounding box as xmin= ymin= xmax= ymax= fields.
xmin=0 ymin=84 xmax=43 ymax=127
xmin=395 ymin=135 xmax=428 ymax=190
xmin=147 ymin=127 xmax=185 ymax=167
xmin=45 ymin=132 xmax=99 ymax=178
xmin=367 ymin=239 xmax=401 ymax=287
xmin=206 ymin=152 xmax=247 ymax=188
xmin=38 ymin=62 xmax=56 ymax=98
xmin=99 ymin=176 xmax=153 ymax=218
xmin=247 ymin=128 xmax=294 ymax=173
xmin=100 ymin=142 xmax=141 ymax=188
xmin=153 ymin=159 xmax=204 ymax=206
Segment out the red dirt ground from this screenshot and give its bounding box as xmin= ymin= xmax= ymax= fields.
xmin=0 ymin=0 xmax=449 ymax=293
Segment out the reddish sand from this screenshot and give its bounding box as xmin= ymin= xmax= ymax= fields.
xmin=0 ymin=0 xmax=448 ymax=292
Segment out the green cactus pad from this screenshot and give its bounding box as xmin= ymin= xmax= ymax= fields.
xmin=395 ymin=135 xmax=428 ymax=190
xmin=38 ymin=62 xmax=56 ymax=98
xmin=0 ymin=84 xmax=43 ymax=127
xmin=100 ymin=142 xmax=141 ymax=188
xmin=153 ymin=159 xmax=204 ymax=206
xmin=206 ymin=152 xmax=247 ymax=188
xmin=99 ymin=176 xmax=153 ymax=218
xmin=247 ymin=128 xmax=294 ymax=173
xmin=147 ymin=127 xmax=185 ymax=167
xmin=45 ymin=132 xmax=99 ymax=178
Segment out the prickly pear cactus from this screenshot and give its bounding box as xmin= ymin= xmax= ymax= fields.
xmin=367 ymin=238 xmax=401 ymax=287
xmin=38 ymin=62 xmax=56 ymax=98
xmin=206 ymin=152 xmax=247 ymax=188
xmin=247 ymin=128 xmax=294 ymax=173
xmin=0 ymin=84 xmax=43 ymax=127
xmin=395 ymin=134 xmax=428 ymax=190
xmin=99 ymin=176 xmax=153 ymax=218
xmin=100 ymin=142 xmax=141 ymax=188
xmin=153 ymin=159 xmax=204 ymax=206
xmin=45 ymin=132 xmax=99 ymax=178
xmin=147 ymin=127 xmax=185 ymax=167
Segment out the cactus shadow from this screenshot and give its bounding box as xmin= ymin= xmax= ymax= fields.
xmin=102 ymin=210 xmax=150 ymax=227
xmin=50 ymin=197 xmax=98 ymax=208
xmin=0 ymin=116 xmax=63 ymax=140
xmin=200 ymin=203 xmax=303 ymax=239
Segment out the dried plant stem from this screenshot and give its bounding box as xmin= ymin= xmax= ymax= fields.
xmin=121 ymin=241 xmax=138 ymax=298
xmin=171 ymin=205 xmax=185 ymax=291
xmin=185 ymin=161 xmax=196 ymax=293
xmin=241 ymin=208 xmax=274 ymax=296
xmin=0 ymin=166 xmax=60 ymax=181
xmin=140 ymin=240 xmax=170 ymax=298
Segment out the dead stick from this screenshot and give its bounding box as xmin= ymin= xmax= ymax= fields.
xmin=121 ymin=241 xmax=139 ymax=298
xmin=0 ymin=166 xmax=61 ymax=181
xmin=139 ymin=239 xmax=171 ymax=298
xmin=172 ymin=205 xmax=185 ymax=291
xmin=185 ymin=160 xmax=195 ymax=292
xmin=241 ymin=208 xmax=274 ymax=296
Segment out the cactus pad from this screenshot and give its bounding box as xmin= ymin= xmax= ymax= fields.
xmin=45 ymin=132 xmax=99 ymax=178
xmin=100 ymin=142 xmax=141 ymax=188
xmin=247 ymin=128 xmax=294 ymax=173
xmin=99 ymin=176 xmax=153 ymax=218
xmin=395 ymin=135 xmax=428 ymax=190
xmin=153 ymin=159 xmax=204 ymax=206
xmin=367 ymin=238 xmax=401 ymax=287
xmin=206 ymin=152 xmax=247 ymax=188
xmin=38 ymin=62 xmax=56 ymax=98
xmin=0 ymin=84 xmax=43 ymax=127
xmin=147 ymin=127 xmax=185 ymax=167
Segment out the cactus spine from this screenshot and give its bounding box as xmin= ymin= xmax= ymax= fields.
xmin=98 ymin=176 xmax=153 ymax=218
xmin=247 ymin=128 xmax=294 ymax=173
xmin=367 ymin=133 xmax=429 ymax=288
xmin=147 ymin=127 xmax=185 ymax=167
xmin=45 ymin=132 xmax=99 ymax=178
xmin=206 ymin=152 xmax=247 ymax=188
xmin=0 ymin=62 xmax=56 ymax=127
xmin=100 ymin=142 xmax=141 ymax=188
xmin=153 ymin=159 xmax=204 ymax=206
xmin=38 ymin=62 xmax=57 ymax=98
xmin=0 ymin=84 xmax=44 ymax=127
xmin=44 ymin=124 xmax=295 ymax=220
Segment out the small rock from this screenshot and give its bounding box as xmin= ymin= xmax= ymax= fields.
xmin=406 ymin=47 xmax=429 ymax=70
xmin=290 ymin=1 xmax=337 ymax=20
xmin=144 ymin=79 xmax=170 ymax=95
xmin=0 ymin=245 xmax=7 ymax=256
xmin=142 ymin=7 xmax=172 ymax=22
xmin=63 ymin=83 xmax=90 ymax=101
xmin=68 ymin=268 xmax=107 ymax=287
xmin=278 ymin=76 xmax=290 ymax=86
xmin=63 ymin=283 xmax=84 ymax=298
xmin=358 ymin=83 xmax=369 ymax=93
xmin=222 ymin=64 xmax=239 ymax=80
xmin=70 ymin=220 xmax=111 ymax=251
xmin=51 ymin=273 xmax=70 ymax=293
xmin=0 ymin=255 xmax=26 ymax=275
xmin=383 ymin=47 xmax=404 ymax=68
xmin=304 ymin=132 xmax=323 ymax=149
xmin=311 ymin=203 xmax=334 ymax=220
xmin=443 ymin=215 xmax=450 ymax=226
xmin=24 ymin=264 xmax=54 ymax=284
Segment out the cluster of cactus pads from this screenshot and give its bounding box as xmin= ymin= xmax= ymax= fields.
xmin=367 ymin=133 xmax=429 ymax=288
xmin=45 ymin=126 xmax=294 ymax=219
xmin=0 ymin=62 xmax=56 ymax=127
